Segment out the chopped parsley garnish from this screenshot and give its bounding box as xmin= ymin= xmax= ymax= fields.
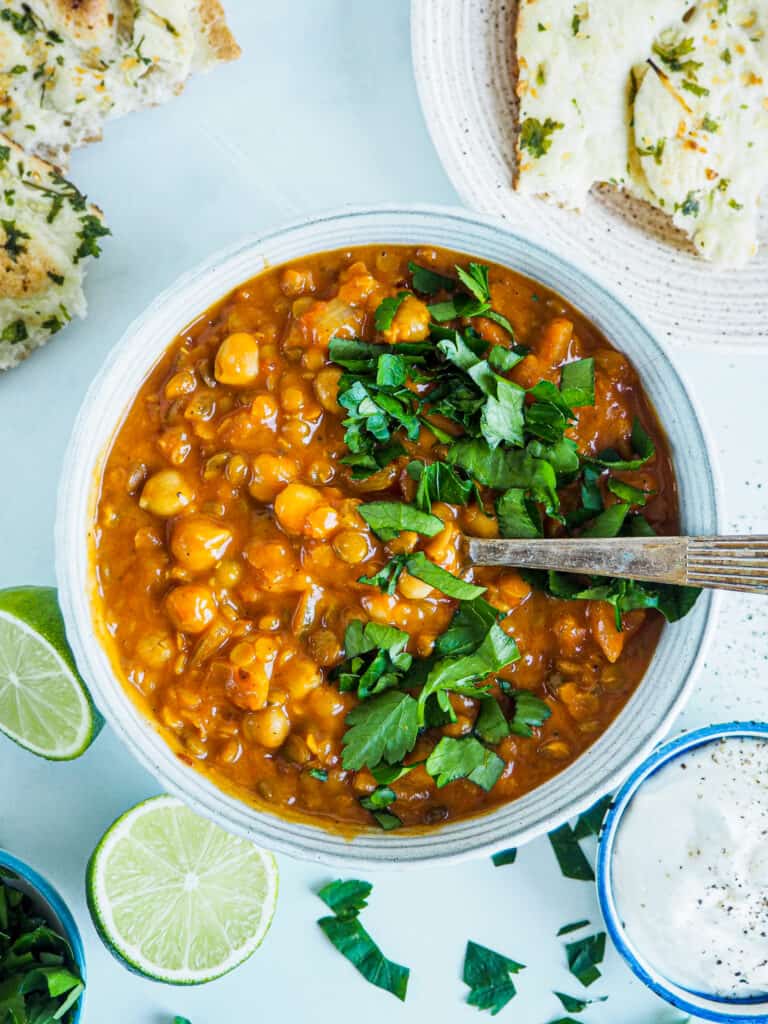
xmin=519 ymin=117 xmax=564 ymax=159
xmin=74 ymin=214 xmax=111 ymax=262
xmin=701 ymin=114 xmax=719 ymax=133
xmin=729 ymin=198 xmax=744 ymax=211
xmin=0 ymin=876 xmax=85 ymax=1022
xmin=357 ymin=501 xmax=443 ymax=542
xmin=721 ymin=47 xmax=732 ymax=63
xmin=47 ymin=270 xmax=65 ymax=286
xmin=317 ymin=880 xmax=409 ymax=1000
xmin=548 ymin=824 xmax=595 ymax=881
xmin=565 ymin=932 xmax=606 ymax=987
xmin=332 ymin=621 xmax=412 ymax=699
xmin=308 ymin=767 xmax=328 ymax=781
xmin=374 ymin=291 xmax=409 ymax=331
xmin=1 ymin=319 xmax=28 ymax=344
xmin=508 ymin=690 xmax=551 ymax=736
xmin=463 ymin=940 xmax=525 ymax=1015
xmin=682 ymin=79 xmax=710 ymax=97
xmin=573 ymin=794 xmax=613 ymax=838
xmin=491 ymin=848 xmax=517 ymax=867
xmin=341 ymin=691 xmax=419 ymax=771
xmin=554 ymin=991 xmax=608 ymax=1012
xmin=557 ymin=920 xmax=590 ymax=936
xmin=174 ymin=1018 xmax=192 ymax=1024
xmin=425 ymin=736 xmax=505 ymax=791
xmin=408 ymin=260 xmax=455 ymax=295
xmin=652 ymin=36 xmax=702 ymax=78
xmin=1 ymin=219 xmax=30 ymax=261
xmin=638 ymin=138 xmax=665 ymax=164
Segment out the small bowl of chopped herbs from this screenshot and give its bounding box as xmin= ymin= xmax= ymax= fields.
xmin=0 ymin=850 xmax=86 ymax=1023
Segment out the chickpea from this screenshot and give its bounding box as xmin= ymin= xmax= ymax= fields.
xmin=308 ymin=458 xmax=335 ymax=485
xmin=304 ymin=505 xmax=340 ymax=539
xmin=278 ymin=654 xmax=323 ymax=700
xmin=249 ymin=454 xmax=299 ymax=503
xmin=280 ymin=384 xmax=310 ymax=414
xmin=250 ymin=393 xmax=279 ymax=427
xmin=225 ymin=454 xmax=250 ymax=486
xmin=496 ymin=572 xmax=532 ymax=607
xmin=308 ymin=629 xmax=342 ymax=666
xmin=139 ymin=470 xmax=195 ymax=518
xmin=382 ymin=295 xmax=431 ymax=343
xmin=242 ymin=706 xmax=290 ymax=749
xmin=136 ymin=632 xmax=174 ymax=669
xmin=226 ymin=664 xmax=270 ymax=711
xmin=274 ymin=482 xmax=323 ymax=535
xmin=171 ymin=516 xmax=233 ymax=572
xmin=165 ymin=584 xmax=216 ymax=634
xmin=313 ymin=367 xmax=342 ymax=413
xmin=214 ymin=332 xmax=260 ymax=387
xmin=165 ymin=369 xmax=197 ymax=399
xmin=462 ymin=505 xmax=499 ymax=539
xmin=332 ymin=529 xmax=371 ymax=565
xmin=280 ymin=267 xmax=315 ymax=297
xmin=215 ymin=559 xmax=242 ymax=587
xmin=398 ymin=571 xmax=434 ymax=601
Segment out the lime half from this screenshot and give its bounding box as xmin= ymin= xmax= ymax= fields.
xmin=0 ymin=586 xmax=99 ymax=759
xmin=86 ymin=795 xmax=279 ymax=985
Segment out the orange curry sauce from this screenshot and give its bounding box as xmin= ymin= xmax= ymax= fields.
xmin=93 ymin=245 xmax=677 ymax=831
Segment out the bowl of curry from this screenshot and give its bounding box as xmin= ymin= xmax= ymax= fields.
xmin=56 ymin=206 xmax=718 ymax=866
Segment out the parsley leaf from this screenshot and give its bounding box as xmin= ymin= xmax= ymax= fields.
xmin=463 ymin=940 xmax=525 ymax=1015
xmin=426 ymin=736 xmax=504 ymax=789
xmin=566 ymin=932 xmax=606 ymax=987
xmin=358 ymin=501 xmax=444 ymax=542
xmin=358 ymin=555 xmax=408 ymax=595
xmin=374 ymin=292 xmax=410 ymax=331
xmin=317 ymin=880 xmax=410 ymax=1000
xmin=173 ymin=1018 xmax=192 ymax=1024
xmin=584 ymin=417 xmax=655 ymax=471
xmin=572 ymin=795 xmax=613 ymax=838
xmin=475 ymin=699 xmax=510 ymax=744
xmin=560 ymin=358 xmax=595 ymax=407
xmin=403 ymin=551 xmax=486 ymax=600
xmin=520 ymin=117 xmax=564 ymax=158
xmin=341 ymin=691 xmax=419 ymax=771
xmin=332 ymin=620 xmax=412 ymax=699
xmin=407 ymin=459 xmax=478 ymax=511
xmin=548 ymin=824 xmax=595 ymax=881
xmin=557 ymin=920 xmax=590 ymax=936
xmin=509 ymin=690 xmax=551 ymax=736
xmin=408 ymin=261 xmax=456 ymax=295
xmin=554 ymin=990 xmax=608 ymax=1012
xmin=496 ymin=488 xmax=543 ymax=538
xmin=580 ymin=502 xmax=630 ymax=538
xmin=491 ymin=848 xmax=517 ymax=867
xmin=435 ymin=598 xmax=501 ymax=657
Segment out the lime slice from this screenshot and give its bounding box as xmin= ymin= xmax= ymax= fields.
xmin=86 ymin=795 xmax=279 ymax=985
xmin=0 ymin=586 xmax=99 ymax=759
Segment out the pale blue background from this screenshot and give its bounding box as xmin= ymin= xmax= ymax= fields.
xmin=1 ymin=3 xmax=767 ymax=1021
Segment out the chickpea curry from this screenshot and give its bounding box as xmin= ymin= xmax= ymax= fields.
xmin=93 ymin=245 xmax=699 ymax=832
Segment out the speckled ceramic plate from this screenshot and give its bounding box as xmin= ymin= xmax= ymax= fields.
xmin=411 ymin=0 xmax=768 ymax=350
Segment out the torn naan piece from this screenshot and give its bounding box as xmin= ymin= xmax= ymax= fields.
xmin=0 ymin=132 xmax=108 ymax=370
xmin=630 ymin=0 xmax=768 ymax=267
xmin=0 ymin=0 xmax=240 ymax=166
xmin=515 ymin=0 xmax=690 ymax=204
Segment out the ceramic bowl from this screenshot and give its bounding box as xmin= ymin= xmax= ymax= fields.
xmin=55 ymin=204 xmax=719 ymax=868
xmin=597 ymin=722 xmax=768 ymax=1022
xmin=0 ymin=849 xmax=86 ymax=1022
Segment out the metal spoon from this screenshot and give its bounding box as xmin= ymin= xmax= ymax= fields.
xmin=467 ymin=536 xmax=768 ymax=595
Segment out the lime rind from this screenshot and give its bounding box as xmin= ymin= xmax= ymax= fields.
xmin=86 ymin=795 xmax=278 ymax=985
xmin=0 ymin=586 xmax=99 ymax=759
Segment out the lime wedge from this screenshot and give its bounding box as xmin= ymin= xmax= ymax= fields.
xmin=86 ymin=795 xmax=279 ymax=984
xmin=0 ymin=586 xmax=99 ymax=759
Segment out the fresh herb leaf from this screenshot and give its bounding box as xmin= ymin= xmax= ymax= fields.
xmin=566 ymin=932 xmax=606 ymax=987
xmin=520 ymin=117 xmax=564 ymax=158
xmin=318 ymin=881 xmax=409 ymax=1001
xmin=548 ymin=824 xmax=595 ymax=881
xmin=332 ymin=620 xmax=412 ymax=699
xmin=174 ymin=1018 xmax=192 ymax=1024
xmin=554 ymin=991 xmax=608 ymax=1012
xmin=435 ymin=598 xmax=501 ymax=657
xmin=1 ymin=219 xmax=30 ymax=261
xmin=318 ymin=879 xmax=372 ymax=918
xmin=678 ymin=191 xmax=701 ymax=218
xmin=497 ymin=488 xmax=543 ymax=538
xmin=580 ymin=502 xmax=630 ymax=538
xmin=584 ymin=418 xmax=655 ymax=471
xmin=309 ymin=768 xmax=328 ymax=781
xmin=375 ymin=292 xmax=410 ymax=332
xmin=560 ymin=358 xmax=594 ymax=407
xmin=475 ymin=699 xmax=510 ymax=744
xmin=488 ymin=345 xmax=525 ymax=373
xmin=682 ymin=79 xmax=709 ymax=97
xmin=407 ymin=460 xmax=478 ymax=511
xmin=463 ymin=940 xmax=525 ymax=1015
xmin=358 ymin=501 xmax=444 ymax=542
xmin=341 ymin=691 xmax=419 ymax=771
xmin=606 ymin=478 xmax=651 ymax=506
xmin=572 ymin=795 xmax=613 ymax=839
xmin=74 ymin=213 xmax=110 ymax=262
xmin=509 ymin=690 xmax=551 ymax=736
xmin=557 ymin=920 xmax=590 ymax=936
xmin=408 ymin=261 xmax=456 ymax=295
xmin=426 ymin=736 xmax=504 ymax=790
xmin=491 ymin=848 xmax=517 ymax=867
xmin=701 ymin=114 xmax=719 ymax=133
xmin=358 ymin=555 xmax=408 ymax=595
xmin=2 ymin=319 xmax=28 ymax=344
xmin=402 ymin=551 xmax=486 ymax=600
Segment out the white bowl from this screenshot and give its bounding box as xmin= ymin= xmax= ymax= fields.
xmin=55 ymin=205 xmax=719 ymax=868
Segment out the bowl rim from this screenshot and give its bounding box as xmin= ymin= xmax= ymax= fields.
xmin=0 ymin=849 xmax=86 ymax=1021
xmin=597 ymin=721 xmax=768 ymax=1023
xmin=55 ymin=202 xmax=721 ymax=868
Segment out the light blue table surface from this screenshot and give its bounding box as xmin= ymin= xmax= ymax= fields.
xmin=1 ymin=3 xmax=767 ymax=1022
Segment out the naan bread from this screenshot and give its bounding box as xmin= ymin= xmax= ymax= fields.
xmin=0 ymin=0 xmax=240 ymax=165
xmin=515 ymin=0 xmax=690 ymax=205
xmin=0 ymin=132 xmax=107 ymax=370
xmin=630 ymin=0 xmax=768 ymax=267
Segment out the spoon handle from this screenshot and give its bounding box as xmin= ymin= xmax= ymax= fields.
xmin=466 ymin=536 xmax=768 ymax=595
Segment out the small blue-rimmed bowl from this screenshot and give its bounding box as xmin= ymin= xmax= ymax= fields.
xmin=597 ymin=721 xmax=768 ymax=1023
xmin=0 ymin=850 xmax=86 ymax=1022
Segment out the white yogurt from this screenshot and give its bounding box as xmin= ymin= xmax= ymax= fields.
xmin=613 ymin=737 xmax=768 ymax=998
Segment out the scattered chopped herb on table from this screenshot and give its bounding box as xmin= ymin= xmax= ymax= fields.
xmin=548 ymin=823 xmax=595 ymax=881
xmin=554 ymin=990 xmax=608 ymax=1011
xmin=557 ymin=919 xmax=590 ymax=936
xmin=566 ymin=931 xmax=607 ymax=987
xmin=462 ymin=940 xmax=525 ymax=1015
xmin=491 ymin=847 xmax=517 ymax=867
xmin=317 ymin=880 xmax=410 ymax=1001
xmin=0 ymin=876 xmax=84 ymax=1023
